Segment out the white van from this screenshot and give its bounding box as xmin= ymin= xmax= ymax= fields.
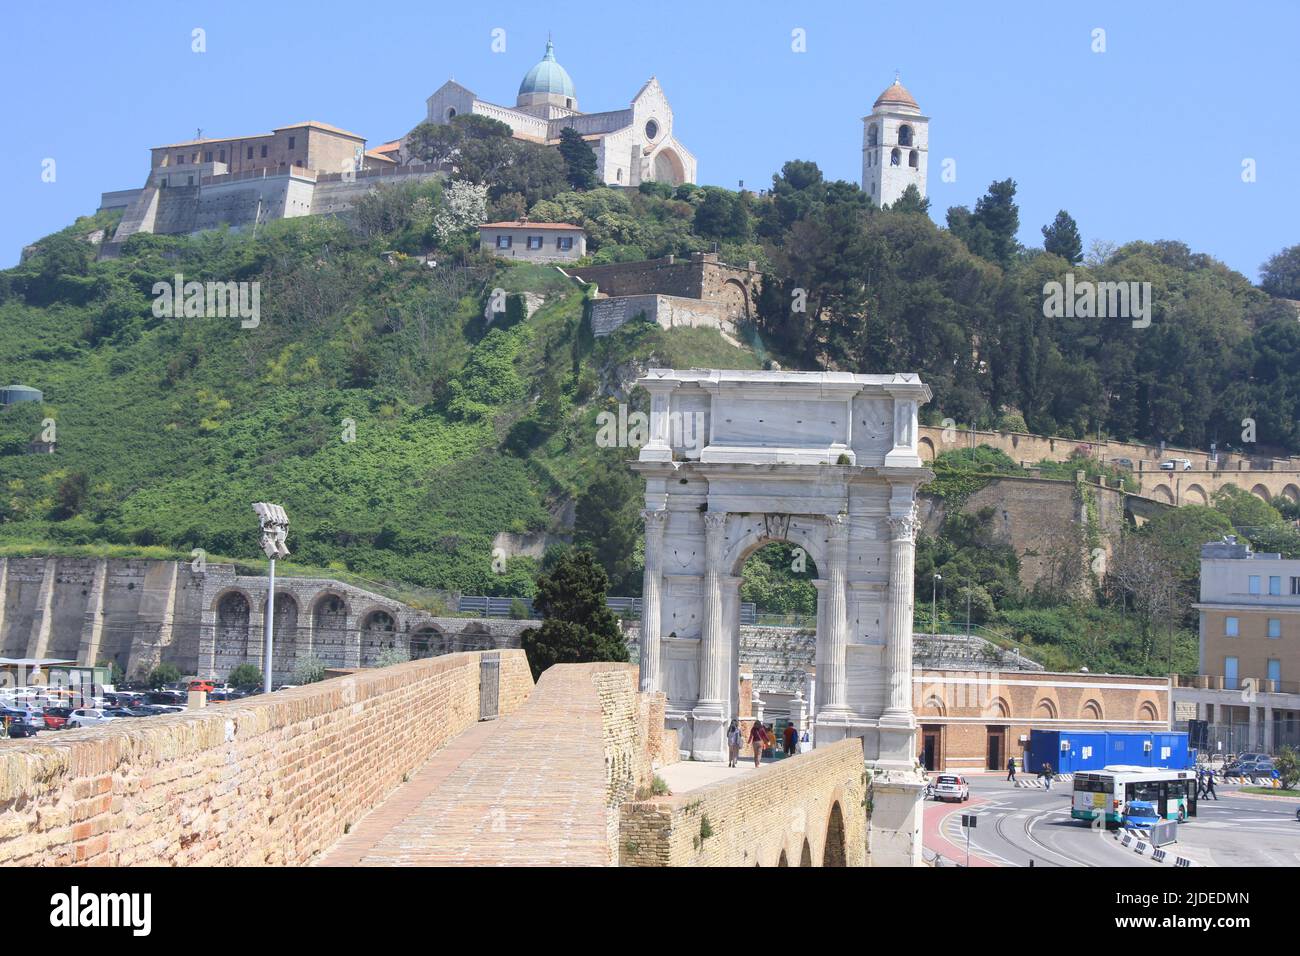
xmin=1159 ymin=458 xmax=1193 ymax=471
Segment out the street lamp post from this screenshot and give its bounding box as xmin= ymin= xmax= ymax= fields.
xmin=253 ymin=503 xmax=290 ymax=695
xmin=932 ymin=573 xmax=942 ymax=636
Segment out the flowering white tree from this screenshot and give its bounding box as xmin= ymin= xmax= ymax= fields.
xmin=432 ymin=180 xmax=488 ymax=244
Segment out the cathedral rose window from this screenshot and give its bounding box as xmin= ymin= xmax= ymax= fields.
xmin=645 ymin=119 xmax=659 ymax=140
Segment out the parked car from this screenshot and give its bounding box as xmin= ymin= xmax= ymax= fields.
xmin=931 ymin=774 xmax=970 ymax=803
xmin=1159 ymin=458 xmax=1193 ymax=471
xmin=4 ymin=713 xmax=42 ymax=738
xmin=147 ymin=690 xmax=186 ymax=706
xmin=66 ymin=708 xmax=120 ymax=728
xmin=1110 ymin=457 xmax=1135 ymax=470
xmin=42 ymin=706 xmax=74 ymax=730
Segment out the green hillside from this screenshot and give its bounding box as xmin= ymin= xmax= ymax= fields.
xmin=0 ymin=206 xmax=755 ymax=596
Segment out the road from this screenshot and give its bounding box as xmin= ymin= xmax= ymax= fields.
xmin=922 ymin=775 xmax=1300 ymax=867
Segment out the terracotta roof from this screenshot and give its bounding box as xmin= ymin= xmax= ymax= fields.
xmin=371 ymin=141 xmax=402 ymax=154
xmin=273 ymin=121 xmax=366 ymax=140
xmin=873 ymin=77 xmax=919 ymax=111
xmin=153 ymin=133 xmax=269 ymax=150
xmin=478 ymin=221 xmax=584 ymax=230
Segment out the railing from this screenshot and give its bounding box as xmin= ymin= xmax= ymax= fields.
xmin=452 ymin=595 xmax=759 ymax=623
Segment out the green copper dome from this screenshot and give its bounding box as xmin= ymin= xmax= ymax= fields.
xmin=518 ymin=40 xmax=576 ymax=100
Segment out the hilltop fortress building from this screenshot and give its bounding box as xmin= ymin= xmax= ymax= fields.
xmin=99 ymin=39 xmax=696 ymax=244
xmin=417 ymin=39 xmax=696 ymax=187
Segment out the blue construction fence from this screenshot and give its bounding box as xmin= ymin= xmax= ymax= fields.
xmin=1025 ymin=730 xmax=1193 ymax=775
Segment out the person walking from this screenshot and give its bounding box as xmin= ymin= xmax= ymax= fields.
xmin=1205 ymin=767 xmax=1218 ymax=801
xmin=748 ymin=720 xmax=767 ymax=768
xmin=1196 ymin=767 xmax=1207 ymax=799
xmin=726 ymin=719 xmax=742 ymax=768
xmin=1041 ymin=762 xmax=1053 ymax=791
xmin=783 ymin=722 xmax=798 ymax=758
xmin=1006 ymin=756 xmax=1017 ymax=781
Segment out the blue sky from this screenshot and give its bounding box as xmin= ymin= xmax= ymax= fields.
xmin=2 ymin=0 xmax=1297 ymax=277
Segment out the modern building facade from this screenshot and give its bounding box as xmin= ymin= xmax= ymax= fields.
xmin=1176 ymin=536 xmax=1300 ymax=753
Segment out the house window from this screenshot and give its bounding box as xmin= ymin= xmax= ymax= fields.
xmin=1269 ymin=618 xmax=1282 ymax=639
xmin=260 ymin=145 xmax=268 ymax=158
xmin=1225 ymin=616 xmax=1239 ymax=637
xmin=187 ymin=175 xmax=193 ymax=186
xmin=496 ymin=235 xmax=512 ymax=249
xmin=288 ymin=136 xmax=296 ymax=150
xmin=527 ymin=236 xmax=543 ymax=250
xmin=218 ymin=149 xmax=225 ymax=162
xmin=192 ymin=153 xmax=198 ymax=163
xmin=1291 ymin=576 xmax=1300 ymax=595
xmin=1224 ymin=656 xmax=1239 ymax=690
xmin=176 ymin=154 xmax=184 ymax=165
xmin=1249 ymin=575 xmax=1261 ymax=595
xmin=1271 ymin=575 xmax=1282 ymax=595
xmin=556 ymin=236 xmax=573 ymax=251
xmin=247 ymin=146 xmax=254 ymax=159
xmin=204 ymin=151 xmax=213 ymax=162
xmin=1269 ymin=659 xmax=1282 ymax=684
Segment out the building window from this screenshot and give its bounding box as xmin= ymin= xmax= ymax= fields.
xmin=1269 ymin=659 xmax=1282 ymax=684
xmin=1224 ymin=656 xmax=1239 ymax=690
xmin=566 ymin=98 xmax=573 ymax=109
xmin=496 ymin=235 xmax=512 ymax=249
xmin=898 ymin=124 xmax=913 ymax=147
xmin=160 ymin=178 xmax=167 ymax=188
xmin=288 ymin=136 xmax=296 ymax=150
xmin=219 ymin=149 xmax=225 ymax=162
xmin=527 ymin=236 xmax=543 ymax=250
xmin=192 ymin=153 xmax=198 ymax=163
xmin=260 ymin=145 xmax=268 ymax=158
xmin=1249 ymin=575 xmax=1261 ymax=595
xmin=204 ymin=151 xmax=213 ymax=163
xmin=187 ymin=175 xmax=193 ymax=185
xmin=645 ymin=119 xmax=659 ymax=140
xmin=890 ymin=148 xmax=901 ymax=166
xmin=447 ymin=107 xmax=456 ymax=119
xmin=1225 ymin=616 xmax=1239 ymax=637
xmin=1271 ymin=575 xmax=1282 ymax=595
xmin=1291 ymin=576 xmax=1300 ymax=595
xmin=908 ymin=149 xmax=919 ymax=168
xmin=247 ymin=146 xmax=254 ymax=159
xmin=556 ymin=236 xmax=573 ymax=251
xmin=175 ymin=154 xmax=184 ymax=165
xmin=867 ymin=124 xmax=879 ymax=147
xmin=1269 ymin=618 xmax=1282 ymax=638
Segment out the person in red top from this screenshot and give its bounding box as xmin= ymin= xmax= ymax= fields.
xmin=783 ymin=723 xmax=798 ymax=758
xmin=748 ymin=720 xmax=767 ymax=768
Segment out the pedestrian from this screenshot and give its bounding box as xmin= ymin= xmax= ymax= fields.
xmin=1205 ymin=768 xmax=1218 ymax=801
xmin=1006 ymin=756 xmax=1017 ymax=781
xmin=1041 ymin=762 xmax=1053 ymax=791
xmin=748 ymin=719 xmax=766 ymax=768
xmin=1196 ymin=768 xmax=1207 ymax=799
xmin=783 ymin=722 xmax=798 ymax=758
xmin=726 ymin=718 xmax=742 ymax=768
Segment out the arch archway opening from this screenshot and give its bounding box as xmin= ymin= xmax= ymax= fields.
xmin=823 ymin=804 xmax=846 ymax=867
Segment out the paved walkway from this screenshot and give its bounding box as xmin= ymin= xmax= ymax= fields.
xmin=316 ymin=664 xmax=622 ymax=866
xmin=657 ymin=755 xmax=784 ymax=794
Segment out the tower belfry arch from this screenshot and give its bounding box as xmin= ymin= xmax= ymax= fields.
xmin=632 ymin=368 xmax=931 ymax=865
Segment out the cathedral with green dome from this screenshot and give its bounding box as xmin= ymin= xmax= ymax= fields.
xmin=416 ymin=38 xmax=696 ymax=186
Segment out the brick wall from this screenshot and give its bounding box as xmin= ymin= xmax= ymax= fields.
xmin=619 ymin=738 xmax=868 ymax=867
xmin=0 ymin=650 xmax=532 ymax=866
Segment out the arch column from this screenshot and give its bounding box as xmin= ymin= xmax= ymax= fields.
xmin=883 ymin=506 xmax=918 ymax=720
xmin=639 ymin=509 xmax=668 ymax=692
xmin=819 ymin=513 xmax=852 ymax=717
xmin=692 ymin=511 xmax=729 ymax=760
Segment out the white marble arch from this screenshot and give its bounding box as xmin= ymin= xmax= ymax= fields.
xmin=632 ymin=369 xmax=933 ymax=867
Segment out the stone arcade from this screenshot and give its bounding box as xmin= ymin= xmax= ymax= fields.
xmin=632 ymin=368 xmax=932 ymax=866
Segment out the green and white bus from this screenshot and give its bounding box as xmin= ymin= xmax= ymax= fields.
xmin=1071 ymin=766 xmax=1198 ymax=826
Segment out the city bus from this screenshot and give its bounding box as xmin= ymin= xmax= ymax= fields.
xmin=1071 ymin=766 xmax=1198 ymax=826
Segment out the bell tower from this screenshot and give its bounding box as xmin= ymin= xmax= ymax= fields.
xmin=862 ymin=74 xmax=929 ymax=208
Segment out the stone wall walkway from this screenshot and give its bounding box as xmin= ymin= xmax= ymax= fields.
xmin=315 ymin=664 xmax=624 ymax=866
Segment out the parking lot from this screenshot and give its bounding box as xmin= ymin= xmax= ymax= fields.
xmin=0 ymin=683 xmax=259 ymax=738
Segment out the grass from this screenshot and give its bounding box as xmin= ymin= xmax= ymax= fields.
xmin=1240 ymin=786 xmax=1299 ymax=796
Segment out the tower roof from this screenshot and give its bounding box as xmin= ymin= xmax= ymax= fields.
xmin=873 ymin=75 xmax=920 ymax=113
xmin=518 ymin=39 xmax=576 ymax=100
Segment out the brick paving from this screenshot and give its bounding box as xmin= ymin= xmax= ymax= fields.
xmin=316 ymin=664 xmax=619 ymax=866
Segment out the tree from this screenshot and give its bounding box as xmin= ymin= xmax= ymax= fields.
xmin=557 ymin=127 xmax=598 ymax=190
xmin=293 ymin=656 xmax=327 ymax=685
xmin=373 ymin=647 xmax=409 ymax=668
xmin=693 ymin=188 xmax=751 ymax=241
xmin=431 ymin=180 xmax=488 ymax=244
xmin=520 ymin=549 xmax=627 ymax=678
xmin=51 ymin=471 xmax=89 ymax=520
xmin=888 ymin=184 xmax=931 ymax=215
xmin=948 ymin=179 xmax=1020 ymax=266
xmin=1260 ymin=244 xmax=1300 ymax=299
xmin=574 ymin=454 xmax=644 ymax=591
xmin=97 ymin=659 xmax=125 ymax=688
xmin=227 ymin=663 xmax=262 ymax=690
xmin=1275 ymin=745 xmax=1300 ymax=790
xmin=147 ymin=663 xmax=182 ymax=689
xmin=1041 ymin=209 xmax=1083 ymax=264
